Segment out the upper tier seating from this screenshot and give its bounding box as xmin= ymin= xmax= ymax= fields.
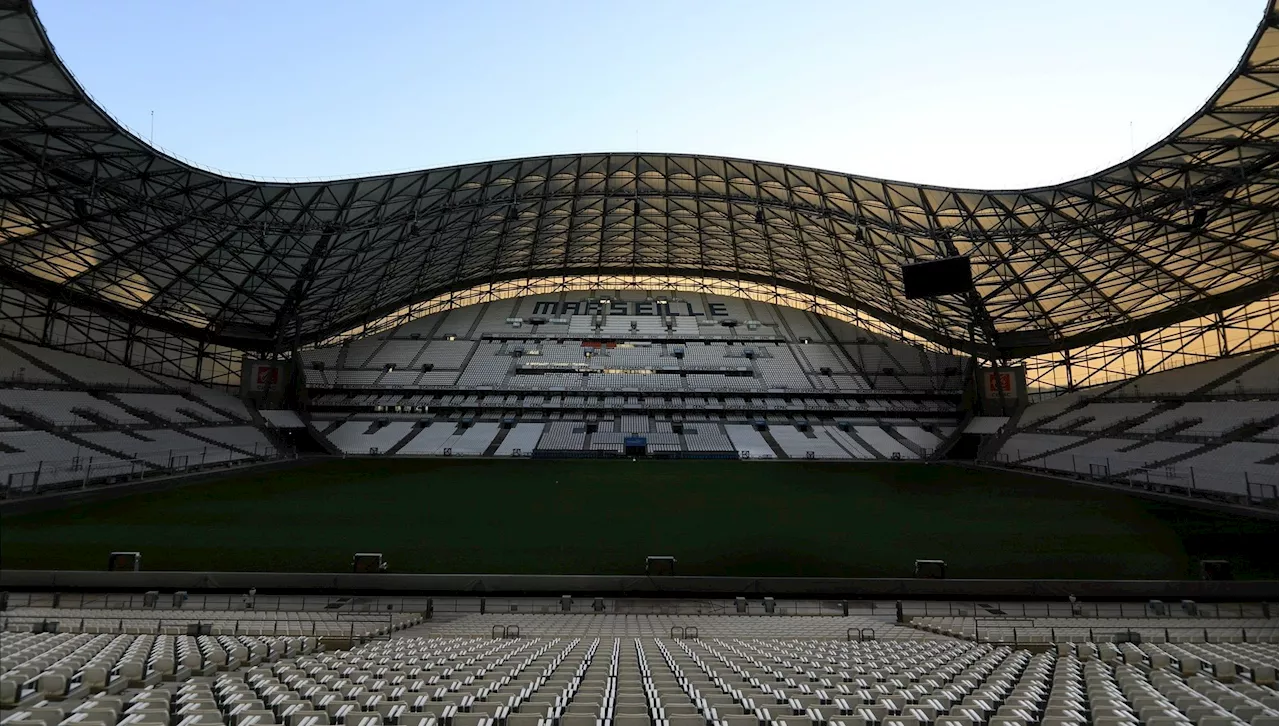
xmin=190 ymin=385 xmax=252 ymax=421
xmin=147 ymin=375 xmax=253 ymax=422
xmin=297 ymin=346 xmax=342 ymax=369
xmin=366 ymin=339 xmax=429 ymax=368
xmin=795 ymin=343 xmax=853 ymax=373
xmin=432 ymin=304 xmax=484 ymax=337
xmin=0 ymin=389 xmax=145 ymax=427
xmin=1107 ymin=351 xmax=1274 ymax=397
xmin=6 ymin=341 xmax=159 ymax=388
xmin=0 ymin=346 xmax=62 ymax=384
xmin=774 ymin=304 xmax=823 ymax=340
xmin=260 ymin=409 xmax=305 ymax=428
xmin=1044 ymin=402 xmax=1159 ymax=431
xmin=1212 ymin=354 xmax=1278 ymax=394
xmin=1122 ymin=401 xmax=1279 ymax=437
xmin=297 ymin=294 xmax=966 ymax=400
xmin=1018 ymin=391 xmax=1089 ymax=428
xmin=416 ymin=340 xmax=476 ymax=368
xmin=471 ymin=298 xmax=523 ymax=335
xmin=112 ymin=392 xmax=231 ymax=424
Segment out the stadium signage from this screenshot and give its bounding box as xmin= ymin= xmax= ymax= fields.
xmin=530 ymin=300 xmax=729 ymax=317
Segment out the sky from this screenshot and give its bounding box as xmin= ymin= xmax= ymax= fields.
xmin=36 ymin=0 xmax=1264 ymax=189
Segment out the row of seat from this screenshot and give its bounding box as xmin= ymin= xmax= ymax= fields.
xmin=910 ymin=617 xmax=1280 ymax=645
xmin=0 ymin=632 xmax=319 ymax=707
xmin=3 ymin=631 xmax=1279 ymax=726
xmin=2 ymin=612 xmax=423 ymax=639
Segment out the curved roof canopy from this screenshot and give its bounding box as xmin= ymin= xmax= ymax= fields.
xmin=1 ymin=0 xmax=1276 ymax=356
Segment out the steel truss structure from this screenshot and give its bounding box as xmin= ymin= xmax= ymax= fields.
xmin=1 ymin=0 xmax=1276 ymax=390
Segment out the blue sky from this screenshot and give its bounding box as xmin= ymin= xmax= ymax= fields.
xmin=37 ymin=0 xmax=1263 ymax=188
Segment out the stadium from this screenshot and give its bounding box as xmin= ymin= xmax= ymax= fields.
xmin=1 ymin=0 xmax=1278 ymax=721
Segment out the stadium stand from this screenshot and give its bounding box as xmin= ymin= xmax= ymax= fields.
xmin=444 ymin=423 xmax=501 ymax=455
xmin=912 ymin=615 xmax=1280 ymax=645
xmin=493 ymin=423 xmax=544 ymax=456
xmin=326 ymin=421 xmax=415 ymax=455
xmin=0 ymin=351 xmax=61 ymax=385
xmin=771 ymin=425 xmax=852 ymax=459
xmin=0 ymin=430 xmax=128 ymax=485
xmin=0 ymin=343 xmax=282 ymax=494
xmin=0 ymin=5 xmax=1278 ymax=706
xmin=397 ymin=422 xmax=461 ymax=455
xmin=1 ymin=592 xmax=1275 ymax=724
xmin=0 ymin=390 xmax=145 ymax=428
xmin=724 ymin=424 xmax=775 ymax=459
xmin=76 ymin=429 xmax=249 ymax=467
xmin=1106 ymin=352 xmax=1278 ymax=398
xmin=536 ymin=422 xmax=588 ymax=452
xmin=189 ymin=426 xmax=274 ymax=455
xmin=681 ymin=424 xmax=734 ymax=454
xmin=259 ymin=410 xmax=305 ymax=428
xmin=4 ymin=341 xmax=161 ymax=389
xmin=299 ymin=295 xmax=967 ymax=462
xmin=852 ymin=425 xmax=920 ymax=459
xmin=988 ymin=350 xmax=1279 ymax=505
xmin=111 ymin=394 xmax=230 ymax=425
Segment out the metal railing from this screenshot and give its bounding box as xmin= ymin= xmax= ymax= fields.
xmin=1 ymin=444 xmax=284 ymax=498
xmin=1100 ymin=387 xmax=1280 ymax=402
xmin=992 ymin=449 xmax=1278 ymax=505
xmin=2 ymin=406 xmax=147 ymax=432
xmin=0 ymin=592 xmax=1272 ymax=620
xmin=0 ymin=376 xmax=174 ymax=394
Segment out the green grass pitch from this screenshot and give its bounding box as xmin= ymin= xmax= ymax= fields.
xmin=2 ymin=458 xmax=1275 ymax=579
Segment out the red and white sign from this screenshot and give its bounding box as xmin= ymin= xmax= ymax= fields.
xmin=987 ymin=371 xmax=1012 ymax=395
xmin=242 ymin=360 xmax=286 ymax=393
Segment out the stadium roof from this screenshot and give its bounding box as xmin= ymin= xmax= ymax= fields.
xmin=1 ymin=0 xmax=1275 ymax=357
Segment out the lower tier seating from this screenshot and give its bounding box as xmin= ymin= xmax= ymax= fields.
xmin=317 ymin=416 xmax=952 ymax=460
xmin=3 ymin=623 xmax=1276 ymax=726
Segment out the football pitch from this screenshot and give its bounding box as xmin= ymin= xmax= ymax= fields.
xmin=2 ymin=458 xmax=1275 ymax=580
